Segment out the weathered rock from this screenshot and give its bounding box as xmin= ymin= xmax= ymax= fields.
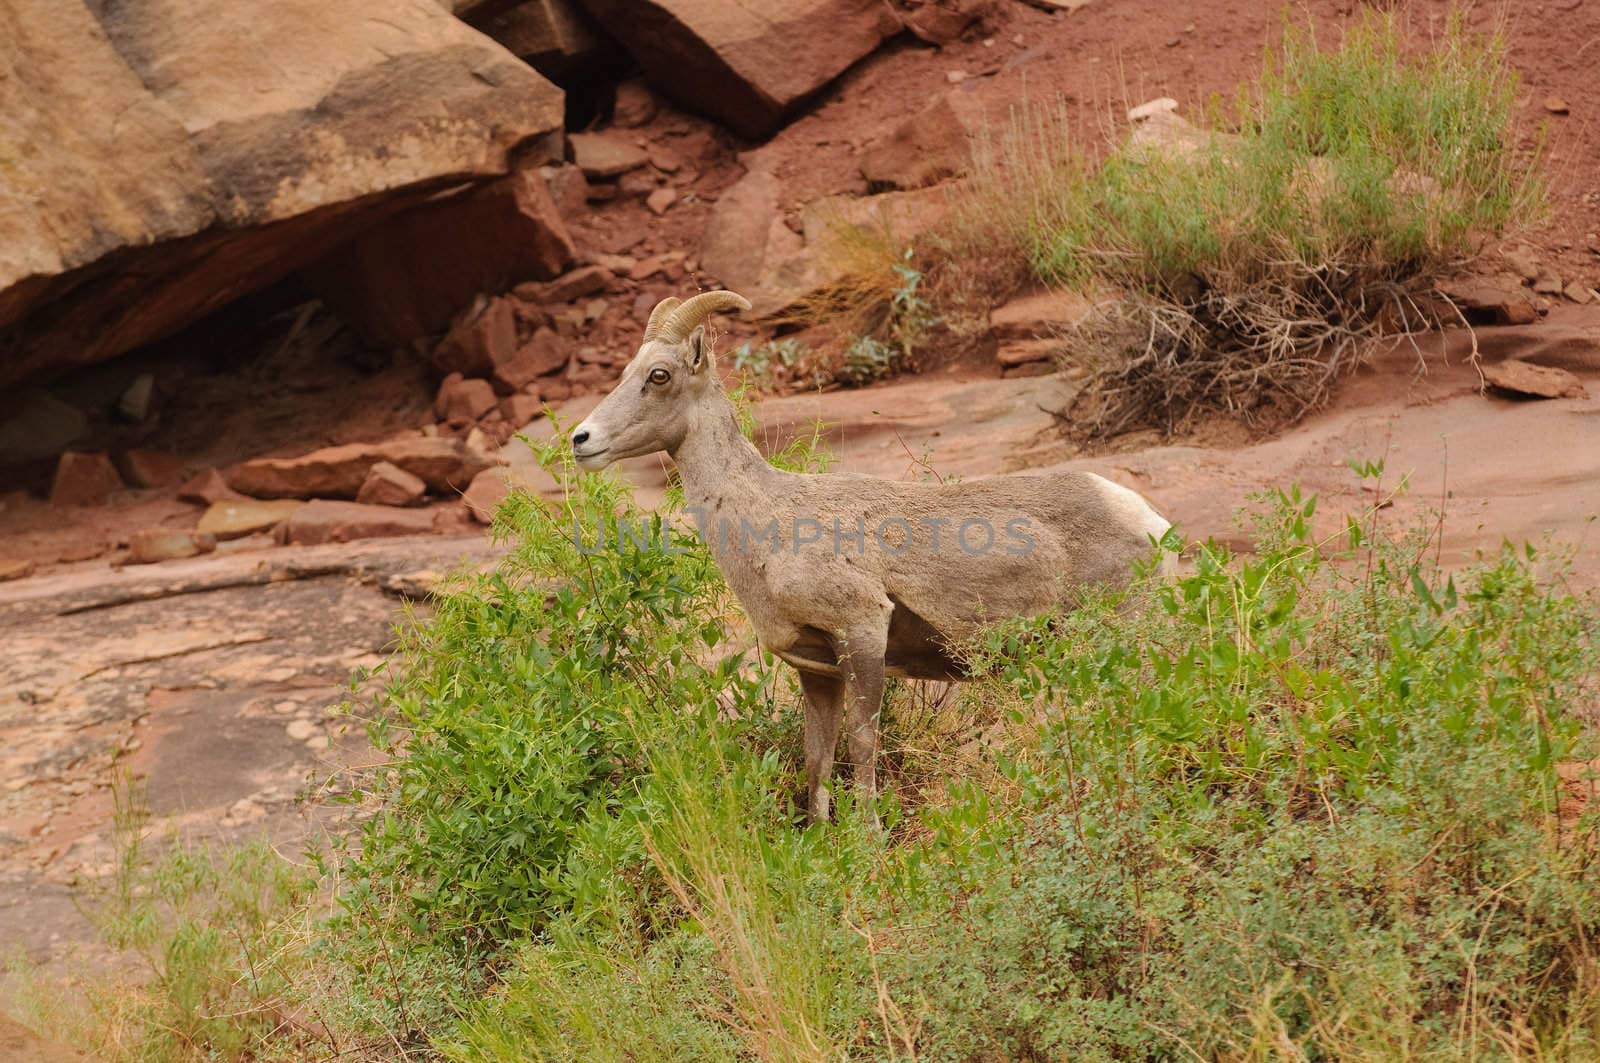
xmin=997 ymin=339 xmax=1059 ymax=368
xmin=1002 ymin=360 xmax=1056 ymax=379
xmin=0 ymin=392 xmax=87 ymax=463
xmin=197 ymin=499 xmax=305 ymax=539
xmin=577 ymin=0 xmax=900 ymax=138
xmin=463 ymin=467 xmax=517 ymax=523
xmin=1437 ymin=279 xmax=1539 ymax=326
xmin=274 ymin=500 xmax=438 ymax=545
xmin=50 ymin=452 xmax=123 ymax=507
xmin=514 ymin=265 xmax=614 ymax=304
xmin=612 ymin=79 xmax=659 ymax=127
xmin=119 ymin=448 xmax=186 ymax=489
xmin=542 ymin=163 xmax=592 ymax=217
xmin=1566 ymin=282 xmax=1595 ymax=305
xmin=177 ymin=467 xmax=244 ymax=505
xmin=356 ymin=461 xmax=429 ymax=507
xmin=699 ymin=170 xmax=802 ymax=295
xmin=0 ymin=559 xmax=37 ymax=582
xmin=310 ymin=170 xmax=576 ymax=345
xmin=1544 ymin=96 xmax=1570 ymax=115
xmin=435 ymin=374 xmax=500 ymax=423
xmin=902 ymin=0 xmax=989 ymax=46
xmin=743 ymin=185 xmax=952 ymax=316
xmin=500 ymin=392 xmax=545 ymax=427
xmin=475 ymin=0 xmax=608 ymax=77
xmin=227 ymin=436 xmax=494 ymax=499
xmin=1126 ymin=96 xmax=1179 ymax=122
xmin=1532 ymin=275 xmax=1565 ymax=296
xmin=492 ymin=327 xmax=571 ymax=392
xmin=990 ymin=288 xmax=1094 ymax=340
xmin=117 ymin=374 xmax=156 ymax=422
xmin=126 ymin=529 xmax=217 ymax=565
xmin=1481 ymin=359 xmax=1588 ymax=401
xmin=646 ymin=187 xmax=679 ymax=215
xmin=434 ymin=298 xmax=521 ymax=379
xmin=569 ymin=132 xmax=650 ymax=178
xmin=861 ymin=88 xmax=985 ymax=190
xmin=1 ymin=0 xmax=565 ymax=389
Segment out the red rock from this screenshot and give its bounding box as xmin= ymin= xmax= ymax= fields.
xmin=126 ymin=529 xmax=217 ymax=565
xmin=500 ymin=392 xmax=544 ymax=427
xmin=227 ymin=436 xmax=494 ymax=499
xmin=903 ymin=0 xmax=989 ymax=44
xmin=50 ymin=451 xmax=123 ymax=506
xmin=307 ymin=170 xmax=577 ymax=347
xmin=568 ymin=131 xmax=649 ymax=178
xmin=0 ymin=558 xmax=36 ymax=582
xmin=997 ymin=339 xmax=1058 ymax=368
xmin=860 ymin=88 xmax=985 ymax=190
xmin=177 ymin=467 xmax=244 ymax=505
xmin=513 ymin=265 xmax=614 ymax=305
xmin=542 ymin=162 xmax=591 ymax=217
xmin=274 ymin=500 xmax=438 ymax=545
xmin=989 ymin=288 xmax=1094 ymax=341
xmin=492 ymin=327 xmax=570 ymax=392
xmin=435 ymin=374 xmax=499 ymax=423
xmin=197 ymin=499 xmax=305 ymax=540
xmin=1481 ymin=359 xmax=1588 ymax=400
xmin=57 ymin=540 xmax=108 ymax=562
xmin=434 ymin=297 xmax=520 ymax=379
xmin=119 ymin=447 xmax=186 ymax=488
xmin=612 ymin=79 xmax=658 ymax=127
xmin=1437 ymin=279 xmax=1538 ymax=326
xmin=646 ymin=187 xmax=678 ymax=215
xmin=463 ymin=468 xmax=515 ymax=524
xmin=580 ymin=0 xmax=899 ymax=138
xmin=355 ymin=461 xmax=428 ymax=507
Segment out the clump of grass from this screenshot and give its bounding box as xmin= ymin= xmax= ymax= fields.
xmin=943 ymin=11 xmax=1541 ymax=436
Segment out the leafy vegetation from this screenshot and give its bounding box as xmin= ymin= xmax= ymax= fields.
xmin=16 ymin=438 xmax=1600 ymax=1060
xmin=940 ymin=11 xmax=1541 ymax=435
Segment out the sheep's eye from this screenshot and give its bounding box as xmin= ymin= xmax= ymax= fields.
xmin=647 ymin=367 xmax=671 ymax=385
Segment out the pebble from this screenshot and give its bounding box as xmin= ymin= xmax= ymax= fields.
xmin=286 ymin=718 xmax=319 ymax=741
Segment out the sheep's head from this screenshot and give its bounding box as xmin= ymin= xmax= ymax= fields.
xmin=570 ymin=291 xmax=751 ymax=470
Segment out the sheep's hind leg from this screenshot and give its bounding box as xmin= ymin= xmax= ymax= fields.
xmin=798 ymin=670 xmax=845 ymax=825
xmin=838 ymin=628 xmax=888 ymax=828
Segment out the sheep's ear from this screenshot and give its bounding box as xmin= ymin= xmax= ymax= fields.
xmin=686 ymin=326 xmax=709 ymax=374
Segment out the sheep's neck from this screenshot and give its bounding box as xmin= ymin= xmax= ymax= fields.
xmin=670 ymin=388 xmax=775 ymax=519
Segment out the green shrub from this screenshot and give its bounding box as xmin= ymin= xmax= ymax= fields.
xmin=942 ymin=11 xmax=1541 ymax=434
xmin=456 ymin=476 xmax=1599 ymax=1061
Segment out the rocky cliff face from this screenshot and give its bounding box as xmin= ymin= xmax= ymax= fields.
xmin=0 ymin=0 xmax=565 ymax=388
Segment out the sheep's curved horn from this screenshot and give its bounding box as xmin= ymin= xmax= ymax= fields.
xmin=642 ymin=296 xmax=683 ymax=343
xmin=660 ymin=290 xmax=752 ymax=341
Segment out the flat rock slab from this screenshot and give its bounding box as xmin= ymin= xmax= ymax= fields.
xmin=197 ymin=499 xmax=305 ymax=540
xmin=1480 ymin=358 xmax=1589 ymax=400
xmin=227 ymin=436 xmax=494 ymax=499
xmin=274 ymin=500 xmax=439 ymax=545
xmin=568 ymin=132 xmax=649 ymax=179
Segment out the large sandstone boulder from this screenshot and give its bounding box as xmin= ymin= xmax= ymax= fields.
xmin=574 ymin=0 xmax=899 ymax=137
xmin=0 ymin=0 xmax=564 ymax=388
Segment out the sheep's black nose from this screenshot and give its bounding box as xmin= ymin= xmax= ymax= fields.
xmin=572 ymin=429 xmax=589 ymax=447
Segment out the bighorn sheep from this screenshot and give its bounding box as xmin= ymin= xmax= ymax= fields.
xmin=571 ymin=291 xmax=1172 ymax=822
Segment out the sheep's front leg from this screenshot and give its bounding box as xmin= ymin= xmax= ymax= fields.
xmin=797 ymin=670 xmax=845 ymax=824
xmin=838 ymin=627 xmax=888 ymax=825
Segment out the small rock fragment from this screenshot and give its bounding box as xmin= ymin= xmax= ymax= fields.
xmin=1127 ymin=97 xmax=1179 ymax=122
xmin=500 ymin=392 xmax=543 ymax=428
xmin=514 ymin=265 xmax=614 ymax=305
xmin=50 ymin=451 xmax=123 ymax=507
xmin=1481 ymin=358 xmax=1588 ymax=400
xmin=612 ymin=79 xmax=657 ymax=128
xmin=0 ymin=559 xmax=36 ymax=582
xmin=274 ymin=500 xmax=438 ymax=546
xmin=355 ymin=461 xmax=428 ymax=507
xmin=463 ymin=468 xmax=515 ymax=524
xmin=286 ymin=719 xmax=319 ymax=741
xmin=1532 ymin=274 xmax=1565 ymax=295
xmin=126 ymin=529 xmax=217 ymax=565
xmin=177 ymin=467 xmax=244 ymax=505
xmin=119 ymin=448 xmax=185 ymax=489
xmin=197 ymin=499 xmax=304 ymax=540
xmin=435 ymin=373 xmax=499 ymax=423
xmin=1544 ymin=96 xmax=1570 ymax=115
xmin=117 ymin=374 xmax=155 ymax=422
xmin=569 ymin=131 xmax=650 ymax=178
xmin=1563 ymin=281 xmax=1593 ymax=304
xmin=646 ymin=187 xmax=678 ymax=215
